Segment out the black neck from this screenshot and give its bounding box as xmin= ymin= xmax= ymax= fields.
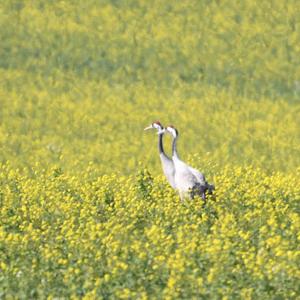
xmin=158 ymin=133 xmax=164 ymax=154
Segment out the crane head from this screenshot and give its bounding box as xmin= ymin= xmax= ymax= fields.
xmin=144 ymin=121 xmax=165 ymax=134
xmin=166 ymin=125 xmax=178 ymax=138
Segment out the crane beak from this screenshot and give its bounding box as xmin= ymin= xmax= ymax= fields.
xmin=144 ymin=125 xmax=153 ymax=131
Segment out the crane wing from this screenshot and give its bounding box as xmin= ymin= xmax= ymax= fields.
xmin=188 ymin=166 xmax=206 ymax=185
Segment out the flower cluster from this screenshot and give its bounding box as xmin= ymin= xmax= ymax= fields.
xmin=0 ymin=164 xmax=299 ymax=298
xmin=0 ymin=0 xmax=299 ymax=176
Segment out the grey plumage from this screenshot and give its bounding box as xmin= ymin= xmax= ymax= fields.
xmin=158 ymin=133 xmax=176 ymax=189
xmin=166 ymin=126 xmax=214 ymax=201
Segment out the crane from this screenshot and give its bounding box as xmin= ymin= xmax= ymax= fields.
xmin=165 ymin=125 xmax=214 ymax=201
xmin=144 ymin=121 xmax=176 ymax=189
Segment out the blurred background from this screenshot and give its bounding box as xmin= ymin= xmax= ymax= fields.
xmin=0 ymin=0 xmax=299 ymax=175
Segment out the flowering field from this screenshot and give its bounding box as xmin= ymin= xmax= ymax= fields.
xmin=1 ymin=164 xmax=300 ymax=299
xmin=1 ymin=0 xmax=300 ymax=299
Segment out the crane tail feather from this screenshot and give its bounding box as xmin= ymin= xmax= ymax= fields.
xmin=190 ymin=182 xmax=215 ymax=200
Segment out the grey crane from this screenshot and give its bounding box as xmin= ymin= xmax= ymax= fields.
xmin=165 ymin=125 xmax=214 ymax=201
xmin=144 ymin=121 xmax=176 ymax=189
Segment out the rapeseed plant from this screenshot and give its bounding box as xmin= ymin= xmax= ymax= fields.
xmin=0 ymin=164 xmax=299 ymax=298
xmin=0 ymin=0 xmax=299 ymax=298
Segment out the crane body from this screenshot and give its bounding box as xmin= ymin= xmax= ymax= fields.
xmin=167 ymin=126 xmax=214 ymax=201
xmin=145 ymin=122 xmax=214 ymax=202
